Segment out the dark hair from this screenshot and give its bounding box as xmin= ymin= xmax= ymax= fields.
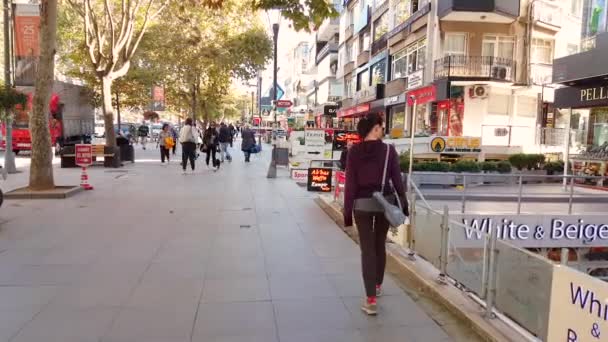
xmin=162 ymin=123 xmax=169 ymax=130
xmin=185 ymin=118 xmax=193 ymax=126
xmin=357 ymin=113 xmax=383 ymax=139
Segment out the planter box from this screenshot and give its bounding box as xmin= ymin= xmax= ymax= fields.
xmin=512 ymin=169 xmax=548 ymax=183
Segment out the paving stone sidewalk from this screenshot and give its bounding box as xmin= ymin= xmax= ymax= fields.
xmin=0 ymin=144 xmax=452 ymax=342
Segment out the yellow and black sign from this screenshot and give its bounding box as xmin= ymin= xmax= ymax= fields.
xmin=431 ymin=137 xmax=446 ymax=152
xmin=430 ymin=136 xmax=482 ymax=154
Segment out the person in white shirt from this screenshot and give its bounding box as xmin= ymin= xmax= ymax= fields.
xmin=179 ymin=118 xmax=197 ymax=174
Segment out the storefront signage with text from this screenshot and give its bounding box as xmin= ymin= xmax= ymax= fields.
xmin=307 ymin=168 xmax=333 ymax=192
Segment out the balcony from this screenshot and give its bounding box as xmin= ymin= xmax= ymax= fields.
xmin=385 ymin=78 xmax=407 ymax=97
xmin=316 ymin=42 xmax=338 ymax=65
xmin=317 ymin=15 xmax=341 ymax=41
xmin=343 ymin=61 xmax=355 ymax=76
xmin=344 ymin=24 xmax=354 ymax=41
xmin=531 ymin=63 xmax=553 ymax=86
xmin=357 ymin=50 xmax=370 ymax=67
xmin=433 ymin=55 xmax=515 ymax=82
xmin=438 ymin=0 xmax=519 ymax=23
xmin=371 ymin=34 xmax=387 ymax=56
xmin=372 ymin=0 xmax=389 ymax=22
xmin=533 ymin=0 xmax=561 ymax=29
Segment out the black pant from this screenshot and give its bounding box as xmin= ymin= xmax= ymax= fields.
xmin=160 ymin=146 xmax=170 ymax=162
xmin=206 ymin=145 xmax=217 ymax=166
xmin=181 ymin=142 xmax=196 ymax=171
xmin=172 ymin=142 xmax=177 ymax=155
xmin=243 ymin=151 xmax=251 ymax=162
xmin=354 ymin=210 xmax=390 ymax=298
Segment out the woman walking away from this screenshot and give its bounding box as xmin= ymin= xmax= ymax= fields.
xmin=203 ymin=122 xmax=220 ymax=170
xmin=343 ymin=113 xmax=408 ymax=316
xmin=241 ymin=124 xmax=256 ymax=162
xmin=158 ymin=123 xmax=173 ymax=164
xmin=179 ymin=118 xmax=197 ymax=174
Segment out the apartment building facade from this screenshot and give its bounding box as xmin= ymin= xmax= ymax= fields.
xmin=329 ymin=0 xmax=585 ymax=159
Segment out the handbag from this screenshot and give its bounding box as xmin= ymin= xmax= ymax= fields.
xmin=372 ymin=144 xmax=408 ymax=228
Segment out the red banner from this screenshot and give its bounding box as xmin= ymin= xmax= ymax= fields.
xmin=337 ymin=103 xmax=370 ymax=118
xmin=14 ymin=15 xmax=39 ymax=57
xmin=407 ymin=85 xmax=436 ymax=105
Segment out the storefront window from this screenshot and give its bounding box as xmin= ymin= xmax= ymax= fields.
xmin=371 ymin=60 xmax=386 ymax=86
xmin=390 ymin=105 xmax=406 ymax=133
xmin=414 ymin=103 xmax=429 ymax=136
xmin=589 ymin=108 xmax=608 ymax=147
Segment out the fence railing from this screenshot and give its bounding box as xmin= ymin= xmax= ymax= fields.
xmin=433 ymin=55 xmax=515 ymax=82
xmin=407 ymin=179 xmax=559 ymax=340
xmin=409 ymin=173 xmax=608 ymax=215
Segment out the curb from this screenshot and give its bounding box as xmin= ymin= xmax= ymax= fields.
xmin=315 ymin=196 xmax=527 ymax=342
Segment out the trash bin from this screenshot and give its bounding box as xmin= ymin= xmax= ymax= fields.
xmin=116 ymin=136 xmax=134 ymax=162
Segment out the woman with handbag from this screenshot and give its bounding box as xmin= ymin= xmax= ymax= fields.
xmin=157 ymin=123 xmax=173 ymax=164
xmin=202 ymin=122 xmax=220 ymax=170
xmin=343 ymin=113 xmax=408 ymax=316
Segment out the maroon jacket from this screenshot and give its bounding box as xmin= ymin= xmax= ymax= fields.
xmin=343 ymin=140 xmax=407 ymax=226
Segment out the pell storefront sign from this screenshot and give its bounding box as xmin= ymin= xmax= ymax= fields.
xmin=384 ymin=94 xmax=406 ymax=106
xmin=555 ymin=83 xmax=608 ymax=108
xmin=450 ymin=214 xmax=608 ymax=248
xmin=307 ymin=168 xmax=333 ymax=192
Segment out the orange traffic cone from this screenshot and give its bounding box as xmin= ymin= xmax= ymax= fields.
xmin=80 ymin=167 xmax=94 ymax=190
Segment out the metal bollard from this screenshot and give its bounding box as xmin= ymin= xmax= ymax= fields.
xmin=516 ymin=175 xmax=523 ymax=214
xmin=568 ymin=177 xmax=575 ymax=215
xmin=438 ymin=205 xmax=449 ymax=284
xmin=461 ymin=174 xmax=467 ymax=214
xmin=407 ymin=190 xmax=417 ymax=261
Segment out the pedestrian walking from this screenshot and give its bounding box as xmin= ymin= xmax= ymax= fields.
xmin=343 ymin=113 xmax=408 ymax=316
xmin=170 ymin=125 xmax=178 ymax=155
xmin=241 ymin=124 xmax=256 ymax=162
xmin=138 ymin=123 xmax=150 ymax=150
xmin=203 ymin=122 xmax=220 ymax=170
xmin=129 ymin=125 xmax=137 ymax=144
xmin=229 ymin=123 xmax=237 ymax=139
xmin=157 ymin=123 xmax=173 ymax=164
xmin=218 ymin=122 xmax=233 ymax=163
xmin=179 ymin=118 xmax=197 ymax=174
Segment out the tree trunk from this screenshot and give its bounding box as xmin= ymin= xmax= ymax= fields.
xmin=190 ymin=82 xmax=197 ymax=120
xmin=101 ymin=76 xmax=116 ymax=147
xmin=28 ymin=0 xmax=57 ymax=191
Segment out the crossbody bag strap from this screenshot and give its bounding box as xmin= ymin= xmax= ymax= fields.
xmin=381 ymin=143 xmax=390 ymax=192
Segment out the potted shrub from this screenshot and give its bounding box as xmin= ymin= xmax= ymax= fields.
xmin=412 ymin=161 xmax=455 ymax=186
xmin=544 ymin=160 xmax=564 ymax=176
xmin=449 ymin=160 xmax=482 ymax=185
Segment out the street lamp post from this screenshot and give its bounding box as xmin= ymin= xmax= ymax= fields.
xmin=267 ymin=17 xmax=280 ymax=179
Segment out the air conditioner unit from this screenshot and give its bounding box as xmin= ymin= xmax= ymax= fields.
xmin=470 ymin=85 xmax=489 ymax=99
xmin=491 ymin=66 xmax=508 ymax=80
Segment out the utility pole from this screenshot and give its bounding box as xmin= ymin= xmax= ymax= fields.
xmin=3 ymin=0 xmax=16 ymax=174
xmin=267 ymin=22 xmax=279 ymax=179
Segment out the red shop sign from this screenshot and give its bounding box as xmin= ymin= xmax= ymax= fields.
xmin=407 ymin=85 xmax=436 ymax=106
xmin=338 ymin=103 xmax=371 ymax=118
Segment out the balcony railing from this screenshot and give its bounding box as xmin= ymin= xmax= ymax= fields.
xmin=371 ymin=34 xmax=387 ymax=56
xmin=316 ymin=42 xmax=339 ymax=65
xmin=343 ymin=61 xmax=355 ymax=76
xmin=433 ymin=55 xmax=515 ymax=82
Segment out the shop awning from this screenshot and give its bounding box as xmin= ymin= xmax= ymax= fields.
xmin=337 ymin=103 xmax=371 ymax=118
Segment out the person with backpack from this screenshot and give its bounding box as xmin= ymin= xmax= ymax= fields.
xmin=202 ymin=122 xmax=220 ymax=170
xmin=179 ymin=118 xmax=197 ymax=174
xmin=241 ymin=124 xmax=256 ymax=163
xmin=157 ymin=123 xmax=174 ymax=164
xmin=138 ymin=123 xmax=150 ymax=150
xmin=343 ymin=113 xmax=408 ymax=316
xmin=218 ymin=122 xmax=233 ymax=163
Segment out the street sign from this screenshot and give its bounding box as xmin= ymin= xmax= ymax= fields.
xmin=75 ymin=144 xmax=93 ymax=167
xmin=275 ymin=100 xmax=293 ymax=108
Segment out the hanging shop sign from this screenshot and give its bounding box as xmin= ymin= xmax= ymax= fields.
xmin=406 ymin=70 xmax=424 ymax=90
xmin=337 ymin=103 xmax=370 ymax=118
xmin=429 ymin=136 xmax=481 ymax=153
xmin=407 ymin=85 xmax=436 ymax=105
xmin=555 ymin=83 xmax=608 ymax=109
xmin=307 ymin=167 xmax=333 ymax=192
xmin=323 ymin=104 xmax=339 ymax=116
xmin=450 ymin=214 xmax=608 ymax=248
xmin=332 ymin=130 xmax=361 ymax=151
xmin=291 ymin=169 xmax=309 ymax=183
xmin=547 ymin=265 xmax=608 ymax=342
